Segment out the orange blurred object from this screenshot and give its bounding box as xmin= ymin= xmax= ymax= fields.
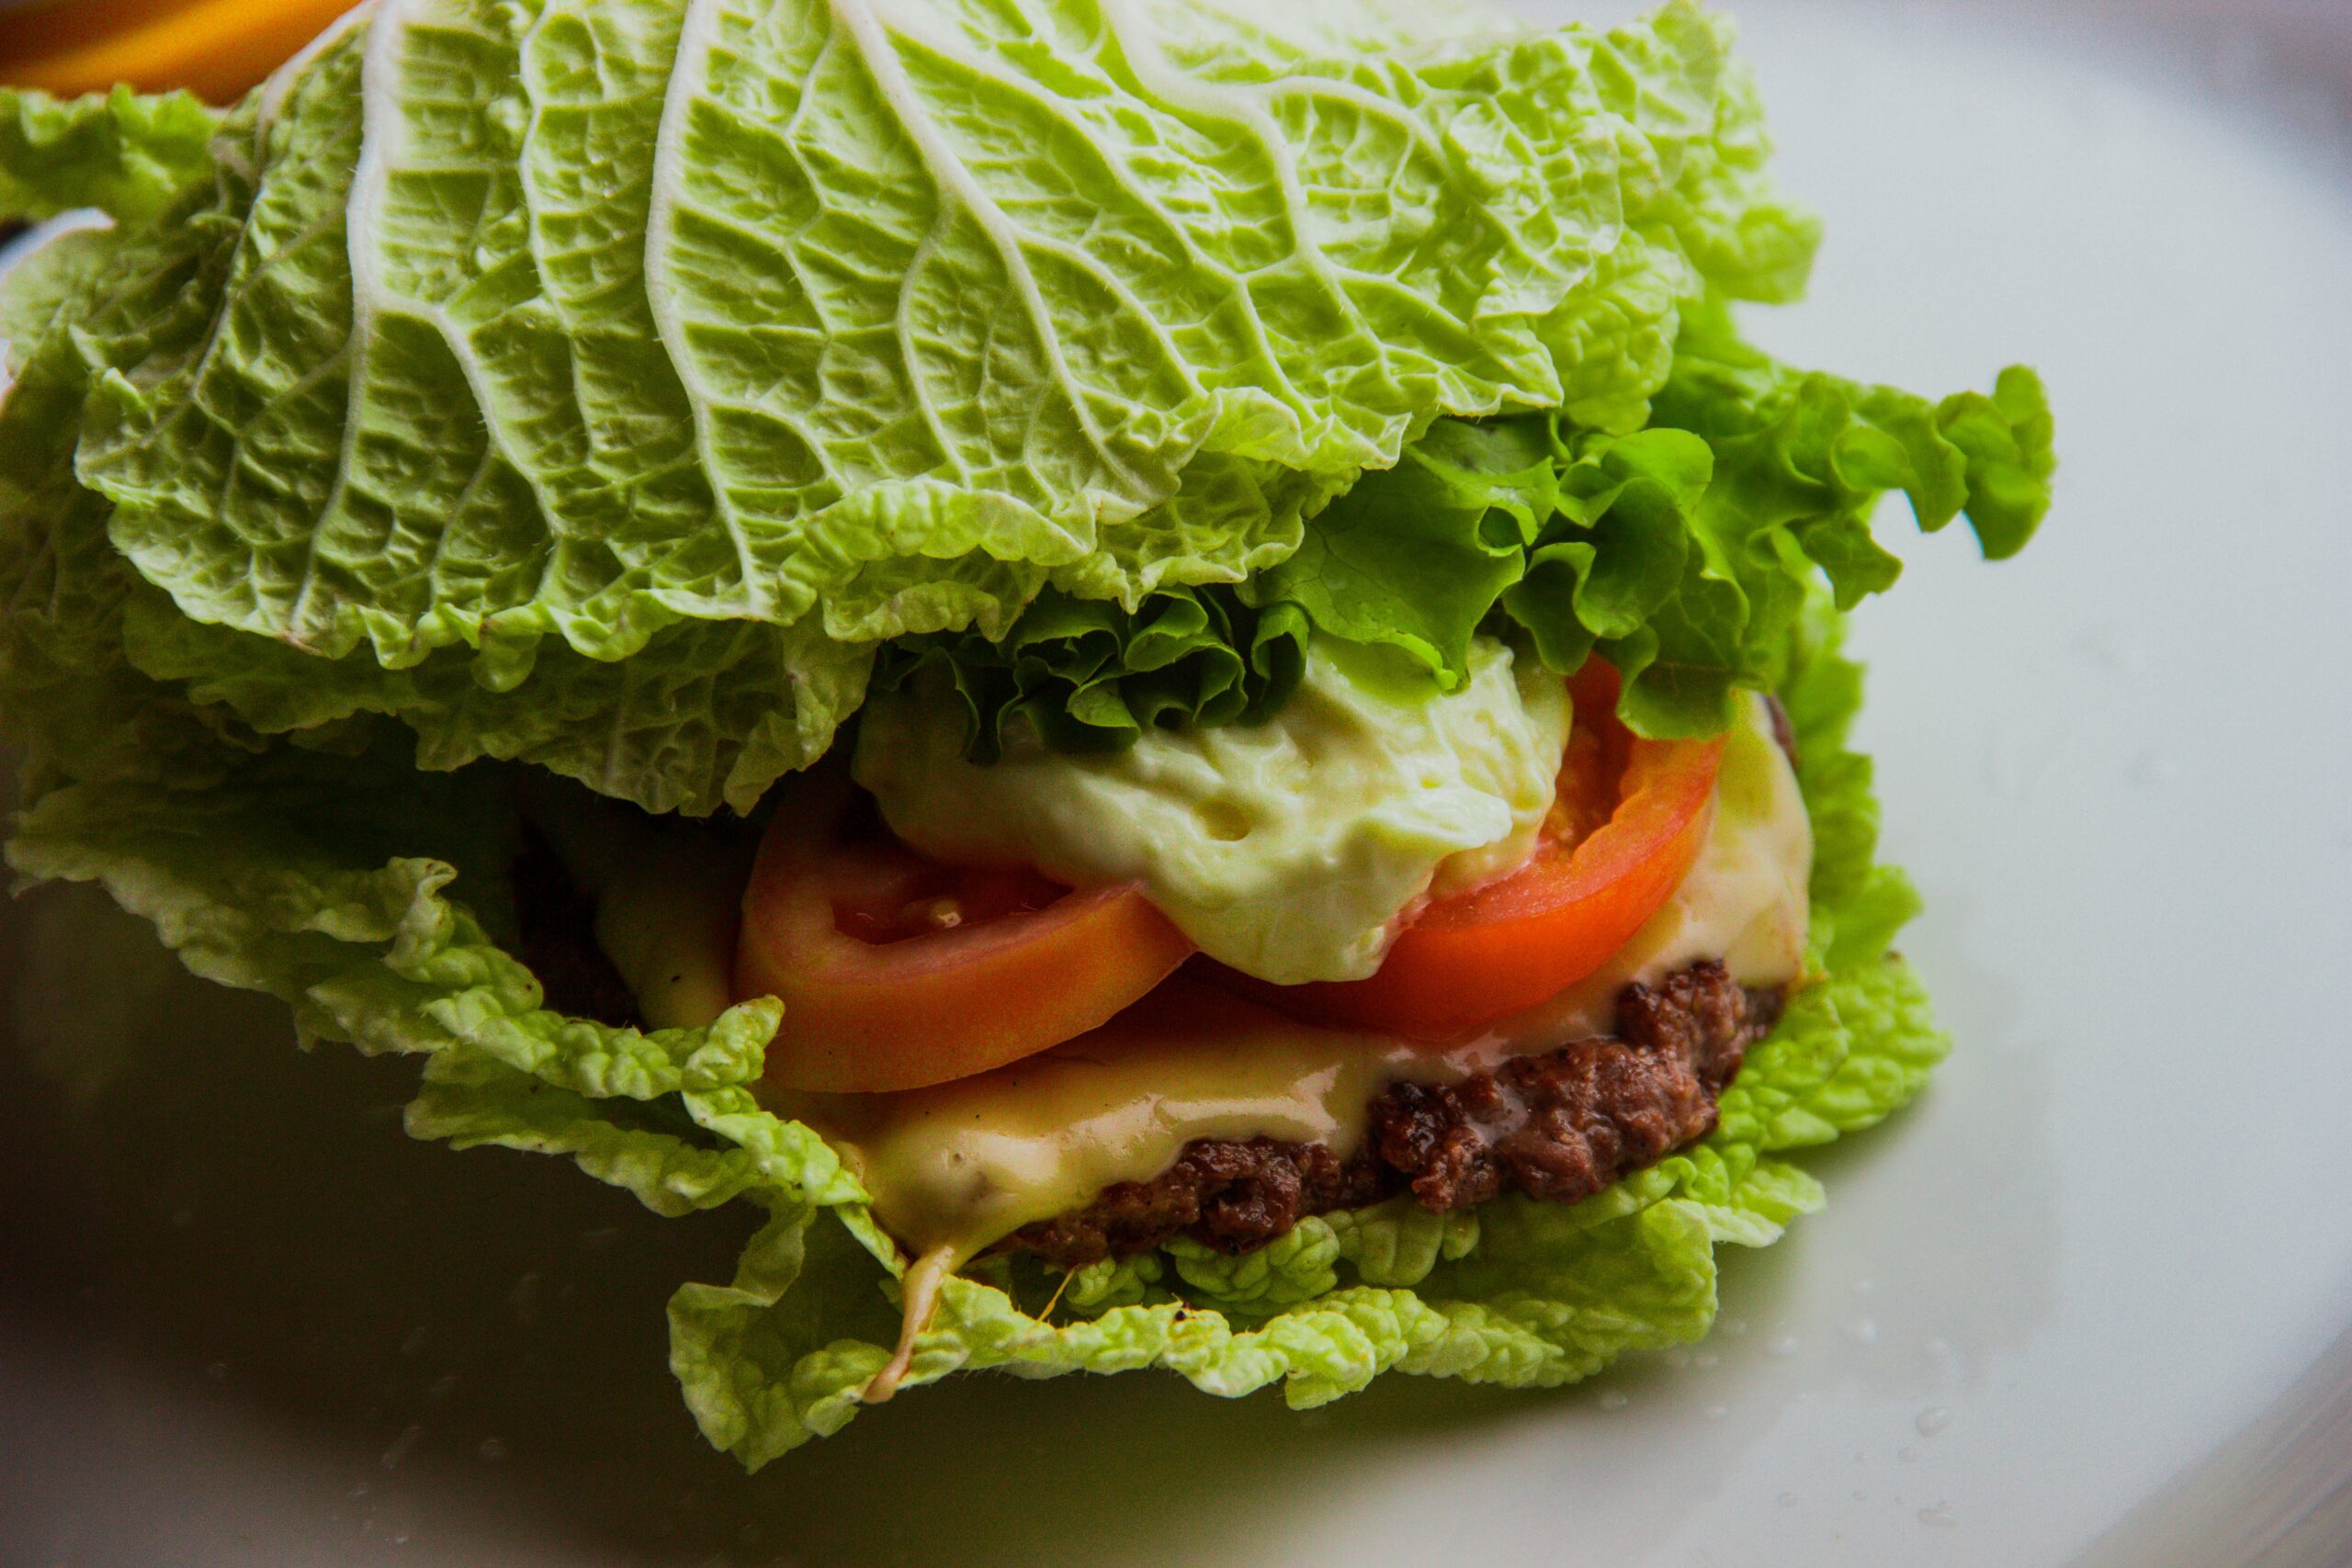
xmin=0 ymin=0 xmax=356 ymax=104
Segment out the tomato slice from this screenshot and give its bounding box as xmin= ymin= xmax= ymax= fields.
xmin=735 ymin=768 xmax=1196 ymax=1093
xmin=1233 ymin=660 xmax=1724 ymax=1040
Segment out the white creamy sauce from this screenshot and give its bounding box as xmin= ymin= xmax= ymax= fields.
xmin=852 ymin=637 xmax=1575 ymax=985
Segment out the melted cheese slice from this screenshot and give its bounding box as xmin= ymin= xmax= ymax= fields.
xmin=780 ymin=694 xmax=1813 ymax=1271
xmin=776 ymin=980 xmax=1429 ymax=1258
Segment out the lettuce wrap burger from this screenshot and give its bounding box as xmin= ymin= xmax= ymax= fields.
xmin=0 ymin=0 xmax=2052 ymax=1463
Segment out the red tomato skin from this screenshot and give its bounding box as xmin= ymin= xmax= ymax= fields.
xmin=735 ymin=773 xmax=1195 ymax=1094
xmin=1225 ymin=662 xmax=1725 ymax=1041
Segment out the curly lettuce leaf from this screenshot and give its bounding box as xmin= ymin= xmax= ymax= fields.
xmin=99 ymin=297 xmax=2050 ymax=800
xmin=1265 ymin=310 xmax=2054 ymax=739
xmin=3 ymin=585 xmax=1942 ymax=1466
xmin=2 ymin=0 xmax=1989 ymax=1462
xmin=10 ymin=0 xmax=1815 ymax=813
xmin=854 ymin=308 xmax=2054 ymax=767
xmin=871 ymin=586 xmax=1310 ymax=761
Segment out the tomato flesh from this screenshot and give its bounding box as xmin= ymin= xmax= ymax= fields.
xmin=1231 ymin=661 xmax=1724 ymax=1040
xmin=739 ymin=659 xmax=1724 ymax=1087
xmin=735 ymin=770 xmax=1195 ymax=1093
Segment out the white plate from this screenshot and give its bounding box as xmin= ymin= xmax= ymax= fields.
xmin=5 ymin=2 xmax=2351 ymax=1563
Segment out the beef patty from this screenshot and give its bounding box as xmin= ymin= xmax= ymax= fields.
xmin=1003 ymin=960 xmax=1782 ymax=1269
xmin=509 ymin=839 xmax=1784 ymax=1273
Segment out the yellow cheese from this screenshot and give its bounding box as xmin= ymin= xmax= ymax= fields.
xmin=776 ymin=977 xmax=1434 ymax=1258
xmin=592 ymin=830 xmax=751 ymax=1033
xmin=517 ymin=780 xmax=752 ymax=1034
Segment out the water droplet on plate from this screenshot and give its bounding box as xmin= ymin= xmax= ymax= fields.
xmin=1898 ymin=1447 xmax=1919 ymax=1463
xmin=380 ymin=1424 xmax=424 ymax=1472
xmin=1777 ymin=1491 xmax=1798 ymax=1507
xmin=1844 ymin=1317 xmax=1879 ymax=1347
xmin=1769 ymin=1334 xmax=1801 ymax=1358
xmin=1919 ymin=1502 xmax=1960 ymax=1527
xmin=1917 ymin=1405 xmax=1955 ymax=1437
xmin=1599 ymin=1389 xmax=1630 ymax=1412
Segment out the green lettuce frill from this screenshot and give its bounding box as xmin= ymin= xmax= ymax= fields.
xmin=0 ymin=0 xmax=1849 ymax=814
xmin=5 ymin=600 xmax=1938 ymax=1467
xmin=0 ymin=0 xmax=2042 ymax=1469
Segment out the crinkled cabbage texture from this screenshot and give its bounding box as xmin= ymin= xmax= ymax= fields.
xmin=6 ymin=598 xmax=1939 ymax=1466
xmin=0 ymin=0 xmax=2042 ymax=1467
xmin=0 ymin=0 xmax=1850 ymax=814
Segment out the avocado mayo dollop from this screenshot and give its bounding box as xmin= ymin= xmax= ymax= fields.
xmin=853 ymin=637 xmax=1573 ymax=985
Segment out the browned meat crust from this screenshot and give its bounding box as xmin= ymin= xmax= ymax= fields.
xmin=509 ymin=832 xmax=1786 ymax=1270
xmin=1004 ymin=961 xmax=1783 ymax=1269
